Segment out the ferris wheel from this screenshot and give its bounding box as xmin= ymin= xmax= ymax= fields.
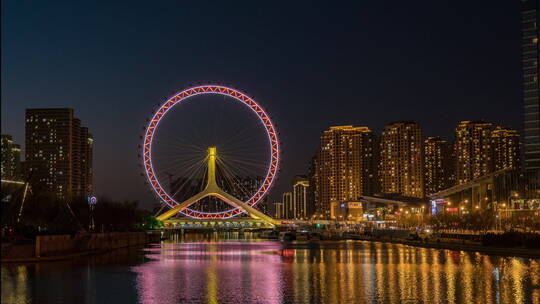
xmin=141 ymin=85 xmax=280 ymax=221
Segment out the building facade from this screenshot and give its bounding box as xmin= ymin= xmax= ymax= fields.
xmin=80 ymin=127 xmax=94 ymax=197
xmin=308 ymin=154 xmax=319 ymax=217
xmin=522 ymin=0 xmax=540 ymax=170
xmin=491 ymin=126 xmax=520 ymax=171
xmin=292 ymin=176 xmax=310 ymax=219
xmin=379 ymin=121 xmax=424 ymax=198
xmin=274 ymin=202 xmax=284 ymax=218
xmin=25 ymin=108 xmax=93 ymax=199
xmin=424 ymin=137 xmax=452 ymax=195
xmin=282 ymin=192 xmax=293 ymax=219
xmin=1 ymin=135 xmax=22 ymax=180
xmin=316 ymin=125 xmax=378 ymax=217
xmin=454 ymin=121 xmax=493 ymax=185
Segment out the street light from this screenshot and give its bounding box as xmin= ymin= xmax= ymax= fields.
xmin=87 ymin=196 xmax=97 ymax=232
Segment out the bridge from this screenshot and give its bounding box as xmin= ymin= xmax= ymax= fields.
xmin=162 ymin=218 xmax=277 ymax=229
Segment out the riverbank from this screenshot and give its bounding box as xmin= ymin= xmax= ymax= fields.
xmin=347 ymin=234 xmax=540 ymax=258
xmin=1 ymin=231 xmax=161 ymax=263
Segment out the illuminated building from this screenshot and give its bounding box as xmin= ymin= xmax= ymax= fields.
xmin=316 ymin=125 xmax=378 ymax=217
xmin=1 ymin=135 xmax=22 ymax=180
xmin=379 ymin=121 xmax=424 ymax=198
xmin=330 ymin=201 xmax=364 ymax=221
xmin=424 ymin=137 xmax=452 ymax=195
xmin=274 ymin=202 xmax=284 ymax=218
xmin=25 ymin=108 xmax=93 ymax=199
xmin=80 ymin=127 xmax=93 ymax=197
xmin=491 ymin=126 xmax=520 ymax=171
xmin=522 ymin=0 xmax=540 ymax=170
xmin=308 ymin=155 xmax=318 ymax=217
xmin=454 ymin=121 xmax=493 ymax=184
xmin=430 ymin=169 xmax=539 ymax=214
xmin=282 ymin=192 xmax=293 ymax=219
xmin=292 ymin=176 xmax=310 ymax=219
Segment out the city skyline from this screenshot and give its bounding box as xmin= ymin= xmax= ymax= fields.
xmin=2 ymin=2 xmax=539 ymax=304
xmin=1 ymin=1 xmax=525 ymax=209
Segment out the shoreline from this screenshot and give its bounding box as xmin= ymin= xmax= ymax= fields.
xmin=347 ymin=235 xmax=540 ymax=259
xmin=1 ymin=249 xmax=110 ymax=263
xmin=1 ymin=231 xmax=162 ymax=263
xmin=3 ymin=234 xmax=540 ymax=263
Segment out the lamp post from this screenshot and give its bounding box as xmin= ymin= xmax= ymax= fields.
xmin=87 ymin=196 xmax=97 ymax=232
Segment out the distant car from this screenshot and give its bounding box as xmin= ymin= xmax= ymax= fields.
xmin=418 ymin=229 xmax=433 ymax=240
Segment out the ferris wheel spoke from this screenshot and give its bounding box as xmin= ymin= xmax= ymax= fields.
xmin=217 ymin=159 xmax=254 ymax=200
xmin=153 ymin=158 xmax=207 ymax=178
xmin=215 ymin=124 xmax=255 ymax=150
xmin=219 ymin=134 xmax=268 ymax=152
xmin=218 ymin=148 xmax=269 ymax=159
xmin=152 ymin=153 xmax=206 ymax=165
xmin=169 ymin=161 xmax=207 ymax=198
xmin=219 ymin=156 xmax=269 ymax=171
xmin=152 ymin=135 xmax=205 ymax=152
xmin=155 ymin=156 xmax=206 ymax=181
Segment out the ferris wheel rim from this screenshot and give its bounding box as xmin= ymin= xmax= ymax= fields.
xmin=142 ymin=85 xmax=279 ymax=219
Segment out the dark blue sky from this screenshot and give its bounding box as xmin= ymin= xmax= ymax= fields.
xmin=2 ymin=1 xmax=522 ymax=209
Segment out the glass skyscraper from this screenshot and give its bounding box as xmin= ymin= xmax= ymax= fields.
xmin=522 ymin=0 xmax=540 ymax=170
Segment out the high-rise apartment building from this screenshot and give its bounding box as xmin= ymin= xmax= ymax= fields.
xmin=316 ymin=126 xmax=377 ymax=216
xmin=522 ymin=0 xmax=540 ymax=170
xmin=25 ymin=108 xmax=93 ymax=199
xmin=379 ymin=121 xmax=424 ymax=198
xmin=292 ymin=176 xmax=310 ymax=219
xmin=1 ymin=135 xmax=22 ymax=180
xmin=308 ymin=155 xmax=319 ymax=216
xmin=274 ymin=202 xmax=284 ymax=218
xmin=424 ymin=137 xmax=452 ymax=195
xmin=491 ymin=126 xmax=520 ymax=171
xmin=454 ymin=121 xmax=493 ymax=184
xmin=282 ymin=192 xmax=293 ymax=219
xmin=80 ymin=127 xmax=94 ymax=196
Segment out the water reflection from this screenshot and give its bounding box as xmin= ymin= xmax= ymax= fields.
xmin=1 ymin=233 xmax=539 ymax=304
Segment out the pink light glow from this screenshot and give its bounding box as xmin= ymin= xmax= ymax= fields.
xmin=132 ymin=241 xmax=284 ymax=303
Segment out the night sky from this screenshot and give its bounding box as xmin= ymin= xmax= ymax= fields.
xmin=1 ymin=1 xmax=523 ymax=209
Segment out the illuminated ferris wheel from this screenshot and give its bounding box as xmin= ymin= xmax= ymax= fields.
xmin=141 ymin=85 xmax=279 ymax=221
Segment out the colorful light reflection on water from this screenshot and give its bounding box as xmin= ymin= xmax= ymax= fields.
xmin=2 ymin=233 xmax=539 ymax=304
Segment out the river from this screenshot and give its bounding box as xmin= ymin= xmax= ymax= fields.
xmin=1 ymin=232 xmax=539 ymax=304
